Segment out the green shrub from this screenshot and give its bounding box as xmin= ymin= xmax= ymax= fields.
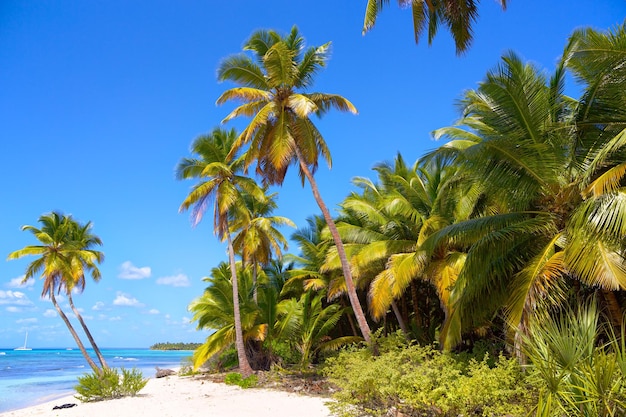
xmin=178 ymin=356 xmax=197 ymax=376
xmin=203 ymin=347 xmax=238 ymax=372
xmin=120 ymin=368 xmax=148 ymax=396
xmin=75 ymin=367 xmax=147 ymax=402
xmin=322 ymin=335 xmax=535 ymax=416
xmin=224 ymin=372 xmax=258 ymax=389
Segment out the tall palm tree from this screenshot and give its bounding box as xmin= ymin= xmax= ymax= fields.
xmin=7 ymin=212 xmax=102 ymax=373
xmin=362 ymin=0 xmax=508 ymax=55
xmin=177 ymin=127 xmax=265 ymax=377
xmin=230 ymin=190 xmax=295 ymax=303
xmin=60 ymin=218 xmax=108 ymax=370
xmin=216 ymin=26 xmax=372 ymax=343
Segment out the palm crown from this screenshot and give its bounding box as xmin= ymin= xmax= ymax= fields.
xmin=216 ymin=26 xmax=357 ymax=185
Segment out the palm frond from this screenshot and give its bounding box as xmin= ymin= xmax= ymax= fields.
xmin=217 ymin=55 xmax=267 ymax=89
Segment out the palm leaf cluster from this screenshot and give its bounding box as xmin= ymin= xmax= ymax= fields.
xmin=8 ymin=212 xmax=108 ymax=373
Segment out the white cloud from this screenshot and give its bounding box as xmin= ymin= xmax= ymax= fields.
xmin=156 ymin=273 xmax=190 ymax=287
xmin=112 ymin=292 xmax=144 ymax=307
xmin=0 ymin=290 xmax=33 ymax=306
xmin=6 ymin=276 xmax=34 ymax=289
xmin=118 ymin=261 xmax=151 ymax=280
xmin=16 ymin=317 xmax=37 ymax=324
xmin=43 ymin=309 xmax=57 ymax=318
xmin=148 ymin=309 xmax=160 ymax=315
xmin=109 ymin=316 xmax=122 ymax=321
xmin=92 ymin=301 xmax=105 ymax=311
xmin=6 ymin=306 xmax=20 ymax=313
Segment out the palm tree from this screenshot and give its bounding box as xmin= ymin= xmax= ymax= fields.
xmin=216 ymin=26 xmax=372 ymax=343
xmin=230 ymin=190 xmax=295 ymax=303
xmin=328 ymin=153 xmax=473 ymax=343
xmin=7 ymin=212 xmax=102 ymax=373
xmin=189 ymin=262 xmax=265 ymax=370
xmin=60 ymin=218 xmax=108 ymax=370
xmin=177 ymin=127 xmax=265 ymax=377
xmin=362 ymin=0 xmax=508 ymax=55
xmin=277 ymin=290 xmax=362 ymax=368
xmin=428 ymin=23 xmax=626 ymax=349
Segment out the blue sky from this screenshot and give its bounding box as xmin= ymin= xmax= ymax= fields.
xmin=1 ymin=1 xmax=623 ymax=348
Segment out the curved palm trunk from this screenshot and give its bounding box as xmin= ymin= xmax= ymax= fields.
xmin=226 ymin=227 xmax=254 ymax=377
xmin=294 ymin=146 xmax=372 ymax=343
xmin=252 ymin=260 xmax=258 ymax=304
xmin=50 ymin=293 xmax=101 ymax=374
xmin=391 ymin=299 xmax=409 ymax=338
xmin=68 ymin=293 xmax=109 ymax=369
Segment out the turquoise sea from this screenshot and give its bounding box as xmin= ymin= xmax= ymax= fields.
xmin=0 ymin=348 xmax=193 ymax=413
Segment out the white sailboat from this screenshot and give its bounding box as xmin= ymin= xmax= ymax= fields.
xmin=14 ymin=332 xmax=32 ymax=351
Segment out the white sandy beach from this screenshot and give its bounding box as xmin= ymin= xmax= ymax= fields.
xmin=0 ymin=374 xmax=333 ymax=417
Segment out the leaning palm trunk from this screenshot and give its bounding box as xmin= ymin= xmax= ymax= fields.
xmin=391 ymin=300 xmax=409 ymax=338
xmin=294 ymin=145 xmax=372 ymax=343
xmin=252 ymin=260 xmax=258 ymax=304
xmin=68 ymin=293 xmax=108 ymax=369
xmin=51 ymin=293 xmax=101 ymax=374
xmin=226 ymin=228 xmax=254 ymax=377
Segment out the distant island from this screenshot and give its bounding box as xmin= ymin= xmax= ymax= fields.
xmin=149 ymin=342 xmax=201 ymax=351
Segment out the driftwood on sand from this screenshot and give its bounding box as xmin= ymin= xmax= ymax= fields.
xmin=155 ymin=367 xmax=177 ymax=378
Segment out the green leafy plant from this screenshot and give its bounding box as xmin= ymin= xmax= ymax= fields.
xmin=323 ymin=333 xmax=535 ymax=416
xmin=177 ymin=356 xmax=197 ymax=376
xmin=522 ymin=301 xmax=626 ymax=416
xmin=75 ymin=367 xmax=147 ymax=402
xmin=224 ymin=372 xmax=258 ymax=389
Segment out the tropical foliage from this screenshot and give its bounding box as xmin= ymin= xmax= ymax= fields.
xmin=215 ymin=25 xmax=372 ymax=343
xmin=185 ymin=24 xmax=626 ymax=402
xmin=8 ymin=212 xmax=108 ymax=373
xmin=362 ymin=0 xmax=508 ymax=54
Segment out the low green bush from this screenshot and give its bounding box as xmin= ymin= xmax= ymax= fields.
xmin=75 ymin=367 xmax=148 ymax=402
xmin=178 ymin=356 xmax=197 ymax=376
xmin=224 ymin=372 xmax=258 ymax=389
xmin=322 ymin=333 xmax=536 ymax=417
xmin=203 ymin=347 xmax=238 ymax=372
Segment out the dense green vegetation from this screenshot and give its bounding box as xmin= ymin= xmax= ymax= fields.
xmin=149 ymin=342 xmax=201 ymax=351
xmin=323 ymin=332 xmax=535 ymax=416
xmin=179 ymin=19 xmax=626 ymax=415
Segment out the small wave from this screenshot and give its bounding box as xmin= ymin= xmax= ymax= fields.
xmin=113 ymin=356 xmax=139 ymax=361
xmin=0 ymin=352 xmax=6 ymax=355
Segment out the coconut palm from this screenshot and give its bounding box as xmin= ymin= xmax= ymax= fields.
xmin=429 ymin=24 xmax=626 ymax=349
xmin=216 ymin=26 xmax=372 ymax=342
xmin=327 ymin=153 xmax=473 ymax=343
xmin=60 ymin=218 xmax=108 ymax=370
xmin=362 ymin=0 xmax=508 ymax=54
xmin=189 ymin=262 xmax=265 ymax=369
xmin=177 ymin=127 xmax=265 ymax=377
xmin=277 ymin=290 xmax=362 ymax=368
xmin=7 ymin=212 xmax=102 ymax=373
xmin=230 ymin=189 xmax=295 ymax=303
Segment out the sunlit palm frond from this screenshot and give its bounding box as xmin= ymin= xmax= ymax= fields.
xmin=584 ymin=162 xmax=626 ymax=197
xmin=295 ymin=42 xmax=330 ymax=89
xmin=307 ymin=93 xmax=358 ymax=116
xmin=217 ymin=55 xmax=267 ymax=89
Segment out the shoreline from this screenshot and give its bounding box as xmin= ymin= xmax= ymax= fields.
xmin=0 ymin=374 xmax=333 ymax=417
